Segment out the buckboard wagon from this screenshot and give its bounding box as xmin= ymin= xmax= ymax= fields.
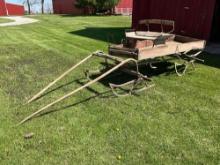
xmin=19 ymin=20 xmax=206 ymax=124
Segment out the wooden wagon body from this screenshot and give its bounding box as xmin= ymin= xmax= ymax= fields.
xmin=109 ymin=34 xmax=206 ymax=60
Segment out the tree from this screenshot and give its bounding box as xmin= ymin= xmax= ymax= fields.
xmin=104 ymin=0 xmax=119 ymax=11
xmin=22 ymin=0 xmax=38 ymax=14
xmin=41 ymin=0 xmax=45 ymax=14
xmin=26 ymin=0 xmax=31 ymax=14
xmin=96 ymin=0 xmax=119 ymax=13
xmin=75 ymin=0 xmax=119 ymax=14
xmin=75 ymin=0 xmax=94 ymax=8
xmin=75 ymin=0 xmax=95 ymax=14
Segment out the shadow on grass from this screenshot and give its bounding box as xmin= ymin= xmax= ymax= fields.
xmin=33 ymin=78 xmax=85 ymax=102
xmin=200 ymin=52 xmax=220 ymax=69
xmin=86 ymin=61 xmax=175 ymax=88
xmin=36 ymin=89 xmax=115 ymax=119
xmin=69 ymin=27 xmax=128 ymax=44
xmin=60 ymin=14 xmax=121 ymax=17
xmin=27 ymin=52 xmax=220 ymax=122
xmin=59 ymin=14 xmax=97 ymax=17
xmin=59 ymin=14 xmax=81 ymax=17
xmin=25 ymin=61 xmax=177 ymax=122
xmin=35 ymin=61 xmax=174 ymax=100
xmin=21 ymin=59 xmax=195 ymax=125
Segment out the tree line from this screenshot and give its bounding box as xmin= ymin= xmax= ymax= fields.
xmin=75 ymin=0 xmax=120 ymax=14
xmin=23 ymin=0 xmax=120 ymax=15
xmin=24 ymin=0 xmax=51 ymax=14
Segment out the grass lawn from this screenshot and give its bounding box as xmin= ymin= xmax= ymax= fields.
xmin=0 ymin=17 xmax=13 ymax=23
xmin=0 ymin=15 xmax=219 ymax=164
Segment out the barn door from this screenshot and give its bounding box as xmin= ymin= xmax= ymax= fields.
xmin=179 ymin=0 xmax=195 ymax=36
xmin=178 ymin=0 xmax=212 ymax=38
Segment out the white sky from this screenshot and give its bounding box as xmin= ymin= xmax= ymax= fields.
xmin=6 ymin=0 xmax=53 ymax=13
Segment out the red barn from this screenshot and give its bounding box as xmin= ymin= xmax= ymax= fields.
xmin=132 ymin=0 xmax=220 ymax=41
xmin=53 ymin=0 xmax=133 ymax=15
xmin=0 ymin=0 xmax=7 ymax=15
xmin=115 ymin=0 xmax=133 ymax=15
xmin=0 ymin=0 xmax=24 ymax=16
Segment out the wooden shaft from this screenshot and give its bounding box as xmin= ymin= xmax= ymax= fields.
xmin=95 ymin=53 xmax=144 ymax=78
xmin=97 ymin=54 xmax=150 ymax=80
xmin=27 ymin=54 xmax=94 ymax=104
xmin=19 ymin=58 xmax=138 ymax=125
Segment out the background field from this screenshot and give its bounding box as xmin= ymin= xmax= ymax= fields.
xmin=0 ymin=15 xmax=219 ymax=164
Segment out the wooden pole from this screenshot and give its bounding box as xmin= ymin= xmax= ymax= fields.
xmin=18 ymin=58 xmax=137 ymax=125
xmin=27 ymin=54 xmax=94 ymax=104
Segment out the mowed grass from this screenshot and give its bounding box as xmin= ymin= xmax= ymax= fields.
xmin=0 ymin=17 xmax=13 ymax=23
xmin=0 ymin=15 xmax=219 ymax=164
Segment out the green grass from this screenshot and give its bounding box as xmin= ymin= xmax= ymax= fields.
xmin=0 ymin=15 xmax=219 ymax=164
xmin=0 ymin=17 xmax=13 ymax=23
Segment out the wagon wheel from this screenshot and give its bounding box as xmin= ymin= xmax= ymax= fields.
xmin=174 ymin=62 xmax=188 ymax=77
xmin=131 ymin=77 xmax=155 ymax=94
xmin=189 ymin=59 xmax=196 ymax=70
xmin=109 ymin=77 xmax=154 ymax=97
xmin=174 ymin=49 xmax=203 ymax=76
xmin=174 ymin=50 xmax=190 ymax=76
xmin=148 ymin=62 xmax=158 ymax=69
xmin=109 ymin=80 xmax=136 ymax=97
xmin=184 ymin=50 xmax=204 ymax=71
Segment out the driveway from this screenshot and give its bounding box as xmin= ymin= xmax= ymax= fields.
xmin=0 ymin=16 xmax=38 ymax=27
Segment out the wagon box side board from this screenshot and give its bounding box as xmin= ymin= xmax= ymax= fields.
xmin=138 ymin=36 xmax=206 ymax=60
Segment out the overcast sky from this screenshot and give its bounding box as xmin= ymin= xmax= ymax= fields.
xmin=6 ymin=0 xmax=53 ymax=13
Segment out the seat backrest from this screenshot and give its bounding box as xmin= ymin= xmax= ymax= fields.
xmin=138 ymin=19 xmax=175 ymax=33
xmin=148 ymin=19 xmax=162 ymax=25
